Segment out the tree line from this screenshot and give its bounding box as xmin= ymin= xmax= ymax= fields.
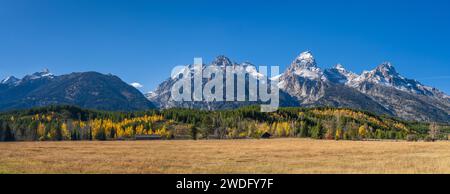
xmin=0 ymin=105 xmax=448 ymax=141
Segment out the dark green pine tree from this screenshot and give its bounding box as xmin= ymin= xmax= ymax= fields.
xmin=3 ymin=123 xmax=15 ymax=141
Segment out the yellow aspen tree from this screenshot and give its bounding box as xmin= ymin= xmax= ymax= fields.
xmin=37 ymin=122 xmax=46 ymax=140
xmin=359 ymin=125 xmax=368 ymax=139
xmin=136 ymin=124 xmax=145 ymax=135
xmin=124 ymin=126 xmax=134 ymax=138
xmin=116 ymin=125 xmax=124 ymax=138
xmin=61 ymin=122 xmax=70 ymax=140
xmin=335 ymin=128 xmax=342 ymax=140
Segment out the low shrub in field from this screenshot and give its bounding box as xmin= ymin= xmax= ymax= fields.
xmin=424 ymin=136 xmax=434 ymax=142
xmin=406 ymin=134 xmax=419 ymax=142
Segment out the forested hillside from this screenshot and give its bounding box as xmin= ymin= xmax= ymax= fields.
xmin=0 ymin=105 xmax=448 ymax=141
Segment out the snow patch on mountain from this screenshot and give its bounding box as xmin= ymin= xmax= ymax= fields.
xmin=2 ymin=69 xmax=55 ymax=86
xmin=33 ymin=68 xmax=54 ymax=78
xmin=324 ymin=64 xmax=358 ymax=84
xmin=22 ymin=69 xmax=55 ymax=81
xmin=1 ymin=76 xmax=20 ymax=85
xmin=130 ymin=82 xmax=144 ymax=88
xmin=145 ymin=91 xmax=157 ymax=99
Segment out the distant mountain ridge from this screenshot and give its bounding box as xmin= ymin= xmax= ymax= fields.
xmin=148 ymin=51 xmax=450 ymax=122
xmin=0 ymin=70 xmax=154 ymax=111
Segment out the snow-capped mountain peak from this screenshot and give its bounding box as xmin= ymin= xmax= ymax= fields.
xmin=14 ymin=69 xmax=55 ymax=84
xmin=1 ymin=76 xmax=20 ymax=85
xmin=292 ymin=51 xmax=317 ymax=68
xmin=333 ymin=64 xmax=352 ymax=74
xmin=27 ymin=69 xmax=55 ymax=80
xmin=335 ymin=64 xmax=345 ymax=71
xmin=350 ymin=62 xmax=399 ymax=87
xmin=324 ymin=64 xmax=358 ymax=84
xmin=368 ymin=62 xmax=400 ymax=84
xmin=297 ymin=50 xmax=314 ymax=61
xmin=212 ymin=55 xmax=233 ymax=66
xmin=285 ymin=51 xmax=324 ymax=80
xmin=374 ymin=62 xmax=398 ymax=77
xmin=1 ymin=69 xmax=55 ymax=86
xmin=350 ymin=62 xmax=448 ymax=97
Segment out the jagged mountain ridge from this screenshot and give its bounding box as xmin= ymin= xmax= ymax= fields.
xmin=147 ymin=55 xmax=295 ymax=110
xmin=0 ymin=70 xmax=154 ymax=111
xmin=148 ymin=51 xmax=450 ymax=122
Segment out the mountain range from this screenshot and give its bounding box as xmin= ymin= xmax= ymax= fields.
xmin=148 ymin=51 xmax=450 ymax=122
xmin=1 ymin=52 xmax=448 ymax=122
xmin=0 ymin=69 xmax=154 ymax=111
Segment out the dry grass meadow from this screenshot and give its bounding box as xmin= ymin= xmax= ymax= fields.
xmin=1 ymin=139 xmax=450 ymax=174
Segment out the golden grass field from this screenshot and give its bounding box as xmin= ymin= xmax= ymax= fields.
xmin=1 ymin=139 xmax=450 ymax=174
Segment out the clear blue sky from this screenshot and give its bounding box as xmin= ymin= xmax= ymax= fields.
xmin=1 ymin=0 xmax=449 ymax=94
